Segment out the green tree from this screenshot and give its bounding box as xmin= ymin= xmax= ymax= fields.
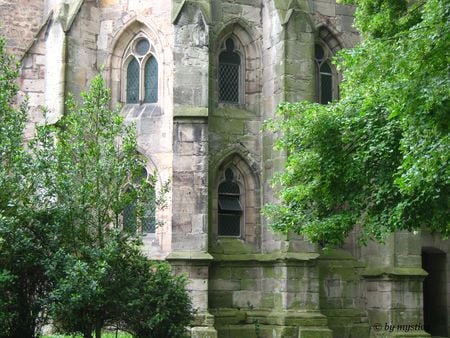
xmin=0 ymin=37 xmax=57 ymax=337
xmin=38 ymin=75 xmax=190 ymax=338
xmin=0 ymin=38 xmax=192 ymax=337
xmin=264 ymin=0 xmax=449 ymax=246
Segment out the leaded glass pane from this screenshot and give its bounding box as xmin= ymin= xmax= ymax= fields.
xmin=127 ymin=58 xmax=139 ymax=103
xmin=143 ymin=187 xmax=156 ymax=233
xmin=144 ymin=57 xmax=158 ymax=103
xmin=135 ymin=38 xmax=150 ymax=56
xmin=123 ymin=200 xmax=137 ymax=232
xmin=219 ymin=63 xmax=239 ymax=102
xmin=320 ymin=62 xmax=332 ymax=74
xmin=218 ymin=214 xmax=240 ymax=236
xmin=218 ymin=180 xmax=240 ymax=194
xmin=218 ymin=195 xmax=242 ymax=212
xmin=219 ymin=38 xmax=240 ymax=103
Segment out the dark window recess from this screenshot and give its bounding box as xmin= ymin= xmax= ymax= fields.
xmin=219 ymin=38 xmax=240 ymax=103
xmin=315 ymin=43 xmax=325 ymax=60
xmin=320 ymin=63 xmax=332 ymax=104
xmin=218 ymin=214 xmax=241 ymax=236
xmin=314 ymin=43 xmax=334 ymax=104
xmin=144 ymin=56 xmax=158 ymax=103
xmin=218 ymin=168 xmax=242 ymax=236
xmin=126 ymin=57 xmax=139 ymax=103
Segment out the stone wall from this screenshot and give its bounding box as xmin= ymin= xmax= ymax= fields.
xmin=8 ymin=0 xmax=449 ymax=337
xmin=0 ymin=0 xmax=45 ymax=58
xmin=19 ymin=35 xmax=46 ymax=140
xmin=318 ymin=250 xmax=369 ymax=338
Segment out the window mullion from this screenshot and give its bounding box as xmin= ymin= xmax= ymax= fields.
xmin=139 ymin=58 xmax=144 ymax=103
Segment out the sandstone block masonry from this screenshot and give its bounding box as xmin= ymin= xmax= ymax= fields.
xmin=1 ymin=0 xmax=448 ymax=337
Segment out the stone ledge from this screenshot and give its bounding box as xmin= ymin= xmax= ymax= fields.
xmin=167 ymin=251 xmax=214 ymax=261
xmin=362 ymin=267 xmax=428 ymax=278
xmin=212 ymin=252 xmax=320 ymax=262
xmin=174 ymin=104 xmax=208 ymax=117
xmin=211 ymin=308 xmax=329 ymax=326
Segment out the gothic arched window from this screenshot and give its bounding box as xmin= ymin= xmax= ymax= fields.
xmin=123 ymin=168 xmax=156 ymax=234
xmin=314 ymin=43 xmax=334 ymax=104
xmin=124 ymin=37 xmax=158 ymax=104
xmin=219 ymin=38 xmax=241 ymax=103
xmin=218 ymin=168 xmax=242 ymax=236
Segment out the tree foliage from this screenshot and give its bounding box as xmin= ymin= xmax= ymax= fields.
xmin=0 ymin=37 xmax=54 ymax=337
xmin=0 ymin=39 xmax=192 ymax=338
xmin=264 ymin=0 xmax=449 ymax=246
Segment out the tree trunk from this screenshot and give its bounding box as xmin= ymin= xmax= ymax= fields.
xmin=95 ymin=321 xmax=102 ymax=338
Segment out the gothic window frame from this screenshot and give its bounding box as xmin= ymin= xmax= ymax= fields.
xmin=218 ymin=35 xmax=245 ymax=105
xmin=217 ymin=167 xmax=244 ymax=237
xmin=314 ymin=41 xmax=340 ymax=104
xmin=122 ymin=167 xmax=156 ymax=235
xmin=121 ymin=34 xmax=159 ymax=104
xmin=211 ymin=153 xmax=261 ymax=250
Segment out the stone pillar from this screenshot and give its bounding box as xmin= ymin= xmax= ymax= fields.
xmin=362 ymin=232 xmax=430 ymax=337
xmin=44 ymin=2 xmax=66 ymax=123
xmin=170 ymin=2 xmax=216 ymax=337
xmin=264 ymin=3 xmax=332 ymax=337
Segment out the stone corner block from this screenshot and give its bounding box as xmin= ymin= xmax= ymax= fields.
xmin=190 ymin=326 xmax=218 ymax=338
xmin=298 ymin=327 xmax=333 ymax=338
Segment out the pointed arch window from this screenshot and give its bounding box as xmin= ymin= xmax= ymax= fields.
xmin=219 ymin=38 xmax=241 ymax=103
xmin=123 ymin=168 xmax=156 ymax=234
xmin=314 ymin=43 xmax=335 ymax=104
xmin=124 ymin=36 xmax=158 ymax=104
xmin=218 ymin=168 xmax=242 ymax=236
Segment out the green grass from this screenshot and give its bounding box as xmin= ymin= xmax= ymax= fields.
xmin=43 ymin=333 xmax=133 ymax=338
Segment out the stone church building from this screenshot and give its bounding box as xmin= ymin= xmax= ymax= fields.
xmin=0 ymin=0 xmax=448 ymax=337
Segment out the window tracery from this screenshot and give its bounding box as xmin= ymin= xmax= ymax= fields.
xmin=314 ymin=43 xmax=334 ymax=104
xmin=123 ymin=36 xmax=158 ymax=104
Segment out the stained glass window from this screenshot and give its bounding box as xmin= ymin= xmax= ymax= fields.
xmin=126 ymin=57 xmax=139 ymax=103
xmin=218 ymin=168 xmax=242 ymax=236
xmin=219 ymin=38 xmax=240 ymax=103
xmin=144 ymin=57 xmax=158 ymax=103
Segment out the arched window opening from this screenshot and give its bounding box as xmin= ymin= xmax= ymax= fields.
xmin=219 ymin=38 xmax=241 ymax=103
xmin=218 ymin=168 xmax=242 ymax=236
xmin=123 ymin=168 xmax=156 ymax=234
xmin=124 ymin=36 xmax=158 ymax=104
xmin=144 ymin=57 xmax=158 ymax=103
xmin=314 ymin=43 xmax=334 ymax=104
xmin=126 ymin=57 xmax=140 ymax=103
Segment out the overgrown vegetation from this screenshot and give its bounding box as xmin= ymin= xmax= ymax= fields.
xmin=265 ymin=0 xmax=449 ymax=246
xmin=0 ymin=38 xmax=193 ymax=338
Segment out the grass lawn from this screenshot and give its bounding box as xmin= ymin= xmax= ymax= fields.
xmin=43 ymin=333 xmax=133 ymax=338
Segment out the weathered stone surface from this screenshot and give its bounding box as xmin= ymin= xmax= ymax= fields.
xmin=11 ymin=0 xmax=450 ymax=337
